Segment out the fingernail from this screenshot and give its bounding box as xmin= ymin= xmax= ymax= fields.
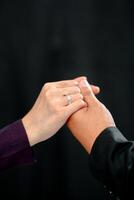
xmin=94 ymin=86 xmax=100 ymax=90
xmin=96 ymin=86 xmax=100 ymax=91
xmin=79 ymin=80 xmax=90 ymax=88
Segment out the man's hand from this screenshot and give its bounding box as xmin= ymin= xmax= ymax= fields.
xmin=67 ymin=79 xmax=116 ymax=153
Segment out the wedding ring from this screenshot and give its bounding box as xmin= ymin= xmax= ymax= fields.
xmin=66 ymin=95 xmax=72 ymax=105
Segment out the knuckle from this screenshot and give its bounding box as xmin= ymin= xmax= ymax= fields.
xmin=71 ymin=80 xmax=78 ymax=86
xmin=74 ymin=86 xmax=81 ymax=93
xmin=45 ymin=87 xmax=57 ymax=99
xmin=78 ymin=93 xmax=83 ymax=99
xmin=74 ymin=94 xmax=83 ymax=101
xmin=45 ymin=90 xmax=51 ymax=98
xmin=77 ymin=99 xmax=84 ymax=104
xmin=45 ymin=90 xmax=56 ymax=102
xmin=43 ymin=83 xmax=51 ymax=92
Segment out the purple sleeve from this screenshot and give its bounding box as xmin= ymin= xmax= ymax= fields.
xmin=0 ymin=120 xmax=34 ymax=171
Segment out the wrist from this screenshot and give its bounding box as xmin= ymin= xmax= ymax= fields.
xmin=88 ymin=124 xmax=116 ymax=153
xmin=22 ymin=113 xmax=40 ymax=146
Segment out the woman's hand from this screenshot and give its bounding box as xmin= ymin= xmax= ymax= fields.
xmin=22 ymin=79 xmax=86 ymax=146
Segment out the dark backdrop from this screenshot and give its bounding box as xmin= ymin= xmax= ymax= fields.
xmin=0 ymin=0 xmax=133 ymax=199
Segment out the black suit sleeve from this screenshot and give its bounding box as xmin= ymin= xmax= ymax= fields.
xmin=89 ymin=127 xmax=134 ymax=199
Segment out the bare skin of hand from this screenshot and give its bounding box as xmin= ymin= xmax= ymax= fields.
xmin=22 ymin=79 xmax=86 ymax=146
xmin=22 ymin=77 xmax=99 ymax=147
xmin=67 ymin=79 xmax=116 ymax=153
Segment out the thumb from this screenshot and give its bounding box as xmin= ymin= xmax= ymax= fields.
xmin=79 ymin=79 xmax=97 ymax=104
xmin=91 ymin=85 xmax=100 ymax=95
xmin=74 ymin=77 xmax=100 ymax=95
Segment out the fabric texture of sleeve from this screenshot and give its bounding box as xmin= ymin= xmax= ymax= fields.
xmin=0 ymin=120 xmax=34 ymax=172
xmin=89 ymin=127 xmax=134 ymax=199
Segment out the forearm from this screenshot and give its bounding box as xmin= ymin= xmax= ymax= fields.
xmin=0 ymin=120 xmax=33 ymax=172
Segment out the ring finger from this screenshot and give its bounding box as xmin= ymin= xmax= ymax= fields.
xmin=62 ymin=93 xmax=84 ymax=106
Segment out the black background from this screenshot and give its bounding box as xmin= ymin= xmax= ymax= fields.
xmin=0 ymin=0 xmax=133 ymax=199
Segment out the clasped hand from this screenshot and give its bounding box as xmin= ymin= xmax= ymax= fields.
xmin=22 ymin=76 xmax=115 ymax=153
